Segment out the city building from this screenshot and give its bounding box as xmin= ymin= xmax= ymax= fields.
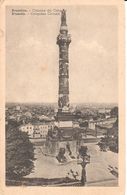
xmin=98 ymin=108 xmax=111 ymax=114
xmin=95 ymin=123 xmax=114 ymax=138
xmin=88 ymin=117 xmax=117 ymax=130
xmin=19 ymin=123 xmax=34 ymax=138
xmin=19 ymin=122 xmax=54 ymax=139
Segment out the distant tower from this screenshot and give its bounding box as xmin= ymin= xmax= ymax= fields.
xmin=57 ymin=9 xmax=71 ymax=113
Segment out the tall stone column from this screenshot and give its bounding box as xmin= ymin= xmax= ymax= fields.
xmin=57 ymin=9 xmax=71 ymax=113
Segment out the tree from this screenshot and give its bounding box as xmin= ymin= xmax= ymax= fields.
xmin=98 ymin=109 xmax=119 ymax=153
xmin=79 ymin=121 xmax=88 ymax=128
xmin=6 ymin=120 xmax=35 ymax=180
xmin=98 ymin=118 xmax=118 ymax=153
xmin=75 ymin=110 xmax=82 ymax=119
xmin=110 ymin=107 xmax=118 ymax=117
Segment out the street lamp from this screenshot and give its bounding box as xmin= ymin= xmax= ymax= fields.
xmin=78 ymin=146 xmax=90 ymax=186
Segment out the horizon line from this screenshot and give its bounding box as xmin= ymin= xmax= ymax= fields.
xmin=6 ymin=101 xmax=118 ymax=105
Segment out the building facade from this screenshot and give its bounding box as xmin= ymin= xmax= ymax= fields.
xmin=19 ymin=122 xmax=54 ymax=139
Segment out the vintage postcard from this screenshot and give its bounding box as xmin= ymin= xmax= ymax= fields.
xmin=0 ymin=0 xmax=125 ymax=195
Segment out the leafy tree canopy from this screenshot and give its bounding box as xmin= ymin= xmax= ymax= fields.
xmin=6 ymin=120 xmax=35 ymax=179
xmin=110 ymin=107 xmax=118 ymax=117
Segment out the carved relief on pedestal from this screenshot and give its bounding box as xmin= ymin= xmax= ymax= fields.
xmin=58 ymin=94 xmax=69 ymax=109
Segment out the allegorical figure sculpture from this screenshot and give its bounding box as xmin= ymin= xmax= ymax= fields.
xmin=61 ymin=9 xmax=67 ymax=26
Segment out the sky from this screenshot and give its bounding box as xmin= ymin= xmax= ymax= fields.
xmin=6 ymin=5 xmax=118 ymax=104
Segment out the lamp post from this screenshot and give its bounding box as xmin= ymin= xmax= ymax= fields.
xmin=78 ymin=146 xmax=90 ymax=186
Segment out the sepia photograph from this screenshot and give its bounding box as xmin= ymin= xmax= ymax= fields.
xmin=5 ymin=5 xmax=119 ymax=187
xmin=2 ymin=1 xmax=124 ymax=191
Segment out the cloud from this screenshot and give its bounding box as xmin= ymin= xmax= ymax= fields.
xmin=85 ymin=41 xmax=107 ymax=55
xmin=76 ymin=40 xmax=107 ymax=56
xmin=19 ymin=36 xmax=41 ymax=49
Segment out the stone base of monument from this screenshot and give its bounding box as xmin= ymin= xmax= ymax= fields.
xmin=43 ymin=109 xmax=83 ymax=163
xmin=42 ymin=140 xmax=84 ymax=163
xmin=55 ymin=111 xmax=76 ymax=121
